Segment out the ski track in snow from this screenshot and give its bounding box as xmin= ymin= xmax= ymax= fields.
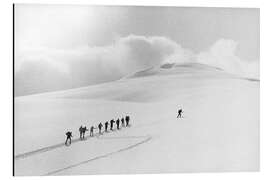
xmin=15 ymin=142 xmax=68 ymax=160
xmin=15 ymin=126 xmax=135 ymax=160
xmin=45 ymin=135 xmax=152 ymax=176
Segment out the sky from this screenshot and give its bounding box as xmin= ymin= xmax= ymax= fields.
xmin=15 ymin=4 xmax=260 ymax=96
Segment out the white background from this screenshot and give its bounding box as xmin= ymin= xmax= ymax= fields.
xmin=0 ymin=0 xmax=268 ymax=179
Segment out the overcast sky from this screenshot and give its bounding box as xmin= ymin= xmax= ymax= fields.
xmin=15 ymin=4 xmax=260 ymax=96
xmin=16 ymin=5 xmax=259 ymax=60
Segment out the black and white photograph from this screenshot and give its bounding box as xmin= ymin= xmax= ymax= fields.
xmin=13 ymin=4 xmax=259 ymax=176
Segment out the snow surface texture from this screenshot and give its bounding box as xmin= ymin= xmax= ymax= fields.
xmin=14 ymin=63 xmax=259 ymax=176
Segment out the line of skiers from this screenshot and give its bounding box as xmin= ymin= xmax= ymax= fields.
xmin=65 ymin=115 xmax=130 ymax=145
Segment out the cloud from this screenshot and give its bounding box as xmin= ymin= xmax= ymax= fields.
xmin=15 ymin=35 xmax=187 ymax=96
xmin=15 ymin=35 xmax=259 ymax=96
xmin=196 ymin=39 xmax=259 ymax=79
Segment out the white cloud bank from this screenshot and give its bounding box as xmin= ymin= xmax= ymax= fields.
xmin=197 ymin=39 xmax=259 ymax=78
xmin=15 ymin=35 xmax=259 ymax=96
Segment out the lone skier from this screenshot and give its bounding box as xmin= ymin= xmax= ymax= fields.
xmin=121 ymin=118 xmax=125 ymax=127
xmin=116 ymin=119 xmax=120 ymax=129
xmin=125 ymin=116 xmax=130 ymax=126
xmin=177 ymin=109 xmax=183 ymax=118
xmin=65 ymin=131 xmax=72 ymax=145
xmin=110 ymin=119 xmax=115 ymax=130
xmin=105 ymin=121 xmax=109 ymax=132
xmin=98 ymin=123 xmax=103 ymax=134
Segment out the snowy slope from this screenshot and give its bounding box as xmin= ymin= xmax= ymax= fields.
xmin=14 ymin=63 xmax=259 ymax=175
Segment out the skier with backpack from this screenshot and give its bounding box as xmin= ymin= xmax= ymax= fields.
xmin=177 ymin=109 xmax=183 ymax=118
xmin=121 ymin=118 xmax=125 ymax=127
xmin=116 ymin=119 xmax=120 ymax=130
xmin=105 ymin=121 xmax=109 ymax=132
xmin=98 ymin=123 xmax=103 ymax=134
xmin=79 ymin=126 xmax=83 ymax=140
xmin=125 ymin=116 xmax=130 ymax=126
xmin=82 ymin=126 xmax=88 ymax=139
xmin=110 ymin=119 xmax=115 ymax=130
xmin=90 ymin=126 xmax=96 ymax=137
xmin=65 ymin=131 xmax=72 ymax=145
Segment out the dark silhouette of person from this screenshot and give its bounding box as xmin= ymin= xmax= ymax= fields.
xmin=116 ymin=119 xmax=120 ymax=129
xmin=105 ymin=121 xmax=109 ymax=132
xmin=98 ymin=123 xmax=103 ymax=134
xmin=121 ymin=118 xmax=125 ymax=127
xmin=110 ymin=119 xmax=115 ymax=130
xmin=125 ymin=116 xmax=130 ymax=126
xmin=90 ymin=126 xmax=95 ymax=137
xmin=79 ymin=126 xmax=83 ymax=139
xmin=82 ymin=126 xmax=88 ymax=139
xmin=65 ymin=131 xmax=72 ymax=145
xmin=177 ymin=109 xmax=183 ymax=118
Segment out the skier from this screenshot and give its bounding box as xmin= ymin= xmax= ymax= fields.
xmin=125 ymin=116 xmax=130 ymax=126
xmin=90 ymin=126 xmax=96 ymax=137
xmin=110 ymin=119 xmax=115 ymax=130
xmin=98 ymin=123 xmax=103 ymax=134
xmin=79 ymin=126 xmax=83 ymax=139
xmin=82 ymin=126 xmax=88 ymax=139
xmin=65 ymin=131 xmax=72 ymax=145
xmin=116 ymin=119 xmax=120 ymax=129
xmin=105 ymin=121 xmax=109 ymax=132
xmin=177 ymin=109 xmax=183 ymax=118
xmin=121 ymin=118 xmax=125 ymax=127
